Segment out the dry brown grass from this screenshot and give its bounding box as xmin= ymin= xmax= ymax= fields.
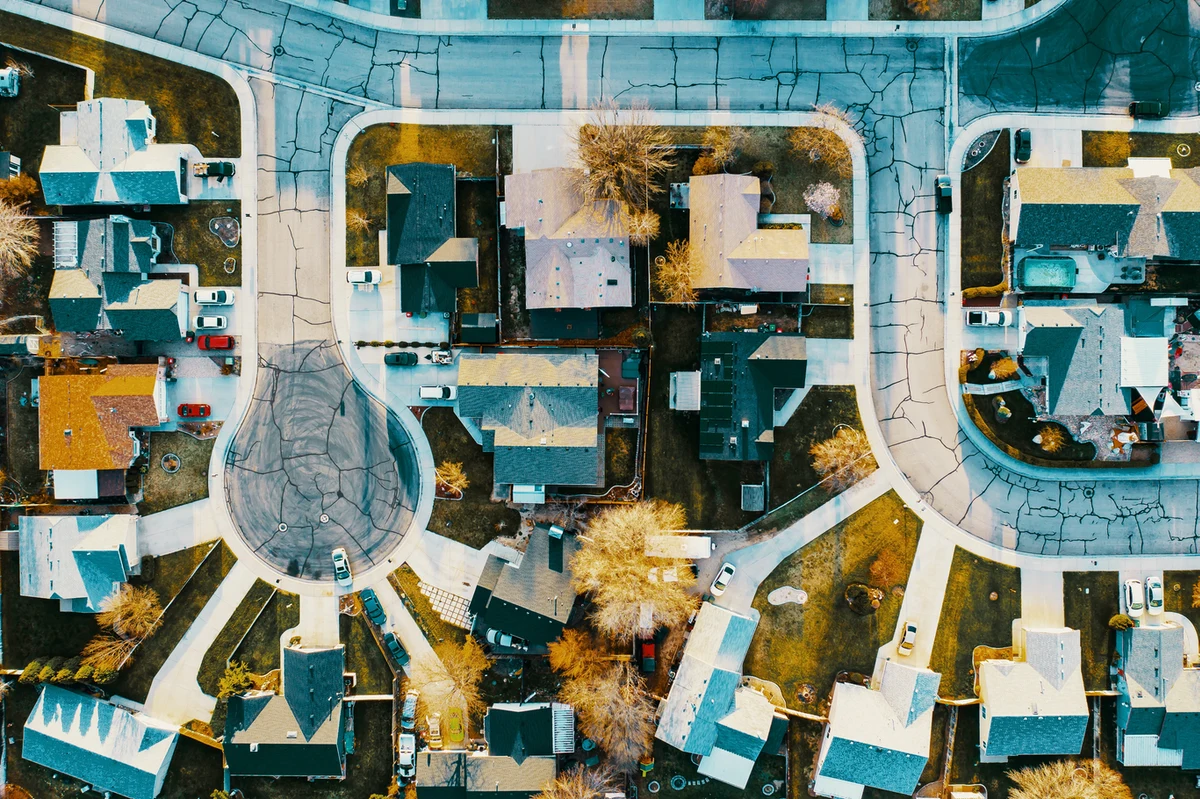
xmin=0 ymin=202 xmax=36 ymax=285
xmin=1007 ymin=759 xmax=1131 ymax=799
xmin=653 ymin=239 xmax=700 ymax=306
xmin=810 ymin=427 xmax=876 ymax=492
xmin=575 ymin=101 xmax=675 ymax=212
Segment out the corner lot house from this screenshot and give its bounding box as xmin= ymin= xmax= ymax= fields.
xmin=38 ymin=363 xmax=167 ymax=500
xmin=40 ymin=98 xmax=200 ymax=206
xmin=1115 ymin=622 xmax=1200 ymax=768
xmin=23 ymin=685 xmax=179 ymax=799
xmin=19 ymin=513 xmax=140 ymax=611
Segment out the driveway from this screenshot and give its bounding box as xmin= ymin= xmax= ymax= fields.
xmin=876 ymin=529 xmax=957 ymax=668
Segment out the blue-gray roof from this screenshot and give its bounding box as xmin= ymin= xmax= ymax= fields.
xmin=984 ymin=714 xmax=1088 ymax=758
xmin=818 ymin=734 xmax=928 ymax=795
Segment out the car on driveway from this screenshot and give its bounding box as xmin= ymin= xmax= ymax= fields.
xmin=347 ymin=269 xmax=382 ymax=285
xmin=384 ymin=631 xmax=410 ymax=668
xmin=198 ymin=335 xmax=234 ymax=350
xmin=1014 ymin=128 xmax=1032 ymax=164
xmin=898 ymin=620 xmax=919 ymax=655
xmin=1129 ymin=101 xmax=1168 ymax=119
xmin=1146 ymin=576 xmax=1164 ymax=615
xmin=331 ymin=547 xmax=352 ymax=588
xmin=194 ymin=289 xmax=233 ymax=305
xmin=426 ymin=713 xmax=444 ymax=750
xmin=401 ymin=689 xmax=419 ymax=731
xmin=193 ymin=161 xmax=236 ymax=179
xmin=935 ymin=175 xmax=952 ymax=213
xmin=419 ymin=385 xmax=458 ymax=401
xmin=1124 ymin=579 xmax=1145 ymax=618
xmin=359 ymin=588 xmax=386 ymax=625
xmin=397 ymin=733 xmax=416 ymax=782
xmin=194 ymin=315 xmax=227 ymax=330
xmin=447 ymin=707 xmax=465 ymax=744
xmin=177 ymin=403 xmax=211 ymax=418
xmin=966 ymin=310 xmax=1013 ymax=327
xmin=384 ymin=352 xmax=419 ymax=367
xmin=710 ymin=562 xmax=736 ymax=596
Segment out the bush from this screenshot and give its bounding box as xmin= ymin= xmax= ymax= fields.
xmin=139 ymin=554 xmax=158 ymax=583
xmin=19 ymin=660 xmax=42 ymax=685
xmin=845 ymin=583 xmax=883 ymax=616
xmin=751 ymin=161 xmax=775 ymax=181
xmin=92 ymin=667 xmax=119 ymax=685
xmin=1109 ymin=613 xmax=1135 ymax=630
xmin=38 ymin=657 xmax=64 ymax=683
xmin=0 ymin=173 xmax=39 ymax=206
xmin=74 ymin=664 xmax=95 ymax=683
xmin=692 ymin=155 xmax=720 ymax=176
xmin=53 ymin=657 xmax=81 ymax=684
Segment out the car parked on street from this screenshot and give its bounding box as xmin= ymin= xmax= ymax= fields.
xmin=397 ymin=733 xmax=416 ymax=782
xmin=898 ymin=620 xmax=919 ymax=655
xmin=1129 ymin=101 xmax=1168 ymax=119
xmin=710 ymin=562 xmax=736 ymax=596
xmin=935 ymin=175 xmax=952 ymax=214
xmin=198 ymin=335 xmax=234 ymax=350
xmin=331 ymin=547 xmax=352 ymax=588
xmin=177 ymin=403 xmax=211 ymax=418
xmin=1146 ymin=576 xmax=1164 ymax=615
xmin=1014 ymin=128 xmax=1032 ymax=163
xmin=966 ymin=310 xmax=1013 ymax=327
xmin=359 ymin=588 xmax=386 ymax=625
xmin=401 ymin=690 xmax=419 ymax=731
xmin=194 ymin=289 xmax=233 ymax=305
xmin=194 ymin=315 xmax=227 ymax=330
xmin=384 ymin=631 xmax=410 ymax=668
xmin=346 ymin=269 xmax=382 ymax=285
xmin=419 ymin=385 xmax=458 ymax=401
xmin=384 ymin=352 xmax=419 ymax=367
xmin=1124 ymin=579 xmax=1145 ymax=618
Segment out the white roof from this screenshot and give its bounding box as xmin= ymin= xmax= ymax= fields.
xmin=53 ymin=469 xmax=99 ymax=500
xmin=19 ymin=514 xmax=137 ymax=608
xmin=979 ymin=627 xmax=1087 ymax=720
xmin=697 ymin=746 xmax=756 ymax=789
xmin=1120 ymin=337 xmax=1168 ymax=387
xmin=670 ymin=371 xmax=701 ymax=411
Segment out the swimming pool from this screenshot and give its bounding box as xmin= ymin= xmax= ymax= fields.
xmin=1016 ymin=256 xmax=1077 ymax=292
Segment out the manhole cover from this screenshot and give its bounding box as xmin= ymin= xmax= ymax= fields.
xmin=906 ymin=39 xmax=919 ymax=52
xmin=278 ymin=522 xmax=288 ymax=533
xmin=1178 ymin=143 xmax=1192 ymax=158
xmin=273 ymin=44 xmax=285 ymax=56
xmin=319 ymin=513 xmax=330 ymax=524
xmin=160 ymin=453 xmax=181 ymax=474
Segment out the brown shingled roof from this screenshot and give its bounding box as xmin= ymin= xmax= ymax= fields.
xmin=39 ymin=364 xmax=163 ymax=471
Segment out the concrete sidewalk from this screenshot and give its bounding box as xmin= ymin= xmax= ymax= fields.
xmin=405 ymin=530 xmax=521 ymax=601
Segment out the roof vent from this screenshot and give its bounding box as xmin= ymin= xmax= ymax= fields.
xmin=286 ymin=731 xmax=298 ymax=739
xmin=250 ymin=743 xmax=259 ymax=752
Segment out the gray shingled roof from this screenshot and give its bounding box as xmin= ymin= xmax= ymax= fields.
xmin=1021 ymin=304 xmax=1128 ymax=416
xmin=480 ymin=526 xmax=580 ymax=645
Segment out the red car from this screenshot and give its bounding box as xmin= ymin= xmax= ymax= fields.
xmin=177 ymin=403 xmax=211 ymax=418
xmin=197 ymin=335 xmax=234 ymax=350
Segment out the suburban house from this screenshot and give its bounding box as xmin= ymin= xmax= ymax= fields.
xmin=0 ymin=150 xmax=20 ymax=179
xmin=224 ymin=644 xmax=349 ymax=779
xmin=38 ymin=362 xmax=168 ymax=501
xmin=22 ymin=685 xmax=179 ymax=799
xmin=689 ymin=173 xmax=809 ymax=294
xmin=39 ymin=97 xmax=200 ymax=206
xmin=977 ymin=626 xmax=1089 ymax=762
xmin=483 ymin=703 xmax=576 ymax=761
xmin=455 ymin=350 xmax=602 ymax=500
xmin=671 ymin=331 xmax=807 ymax=461
xmin=813 ymin=660 xmax=942 ymax=799
xmin=19 ymin=513 xmax=140 ymax=612
xmin=1114 ymin=621 xmax=1200 ymax=768
xmin=470 ymin=523 xmax=580 ymax=647
xmin=49 ymin=215 xmax=188 ymax=340
xmin=656 ymin=603 xmax=786 ymax=789
xmin=504 ymin=167 xmax=632 ymax=338
xmin=386 ymin=163 xmax=479 ymax=317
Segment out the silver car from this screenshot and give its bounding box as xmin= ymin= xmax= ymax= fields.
xmin=1146 ymin=576 xmax=1164 ymax=615
xmin=331 ymin=547 xmax=352 ymax=588
xmin=193 ymin=315 xmax=227 ymax=330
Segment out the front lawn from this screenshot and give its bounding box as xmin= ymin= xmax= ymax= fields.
xmin=391 ymin=565 xmax=467 ymax=647
xmin=768 ymin=386 xmax=862 ymax=510
xmin=801 ymin=305 xmax=852 ymax=338
xmin=928 ymin=547 xmax=1021 ymax=699
xmin=116 ymin=541 xmax=237 ymax=703
xmin=142 ymin=201 xmax=243 ymax=287
xmin=745 ymin=491 xmax=922 ymax=709
xmin=960 ymin=129 xmax=1009 ymax=291
xmin=233 ymin=587 xmax=300 ymax=674
xmin=489 ymin=0 xmax=654 ymax=18
xmin=870 ymin=0 xmax=981 ymax=20
xmin=707 ymin=0 xmax=825 ymax=19
xmin=634 ymin=740 xmax=786 ymax=798
xmin=964 ymin=391 xmax=1097 ymax=464
xmin=341 ymin=612 xmax=395 ymax=694
xmin=197 ymin=579 xmax=276 ymax=696
xmin=1083 ymin=131 xmax=1200 ymax=169
xmin=0 ymin=552 xmax=99 ymax=668
xmin=421 ymin=407 xmax=522 ymax=550
xmin=0 ymin=11 xmax=240 ymax=158
xmin=1164 ymin=570 xmax=1200 ymax=631
xmin=1063 ymin=571 xmax=1118 ymax=691
xmin=137 ymin=431 xmax=216 ymax=515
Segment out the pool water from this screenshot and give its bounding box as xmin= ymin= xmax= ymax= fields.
xmin=1017 ymin=256 xmax=1077 ymax=291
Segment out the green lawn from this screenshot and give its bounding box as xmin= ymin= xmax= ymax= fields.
xmin=421 ymin=407 xmax=522 ymax=550
xmin=138 ymin=201 xmax=243 ymax=287
xmin=391 ymin=565 xmax=467 ymax=647
xmin=233 ymin=588 xmax=300 ymax=675
xmin=635 ymin=740 xmax=785 ymax=799
xmin=768 ymin=386 xmax=864 ymax=510
xmin=960 ymin=129 xmax=1009 ymax=290
xmin=137 ymin=431 xmax=216 ymax=515
xmin=116 ymin=541 xmax=237 ymax=703
xmin=0 ymin=11 xmax=240 ymax=158
xmin=928 ymin=547 xmax=1021 ymax=699
xmin=0 ymin=552 xmax=100 ymax=668
xmin=341 ymin=613 xmax=395 ymax=694
xmin=745 ymin=491 xmax=922 ymax=708
xmin=1063 ymin=571 xmax=1118 ymax=691
xmin=489 ymin=0 xmax=654 ymax=18
xmin=197 ymin=579 xmax=276 ymax=696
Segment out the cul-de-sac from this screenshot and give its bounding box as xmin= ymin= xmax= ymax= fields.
xmin=0 ymin=1 xmax=1197 ymax=798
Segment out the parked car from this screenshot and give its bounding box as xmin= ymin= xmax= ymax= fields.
xmin=430 ymin=350 xmax=454 ymax=365
xmin=1129 ymin=101 xmax=1168 ymax=119
xmin=331 ymin=547 xmax=353 ymax=588
xmin=384 ymin=631 xmax=410 ymax=668
xmin=710 ymin=562 xmax=736 ymax=596
xmin=0 ymin=67 xmax=20 ymax=98
xmin=640 ymin=639 xmax=656 ymax=673
xmin=346 ymin=269 xmax=382 ymax=285
xmin=426 ymin=713 xmax=444 ymax=750
xmin=194 ymin=289 xmax=233 ymax=305
xmin=1014 ymin=128 xmax=1032 ymax=164
xmin=397 ymin=733 xmax=416 ymax=782
xmin=898 ymin=620 xmax=919 ymax=655
xmin=935 ymin=175 xmax=952 ymax=214
xmin=194 ymin=315 xmax=227 ymax=330
xmin=359 ymin=588 xmax=386 ymax=625
xmin=419 ymin=385 xmax=458 ymax=401
xmin=177 ymin=403 xmax=211 ymax=418
xmin=384 ymin=352 xmax=419 ymax=367
xmin=485 ymin=628 xmax=528 ymax=649
xmin=1124 ymin=578 xmax=1145 ymax=618
xmin=1146 ymin=576 xmax=1164 ymax=615
xmin=401 ymin=690 xmax=420 ymax=731
xmin=197 ymin=334 xmax=234 ymax=350
xmin=966 ymin=310 xmax=1013 ymax=327
xmin=192 ymin=161 xmax=236 ymax=178
xmin=446 ymin=708 xmax=465 ymax=744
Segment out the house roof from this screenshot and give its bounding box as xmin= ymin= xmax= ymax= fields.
xmin=1020 ymin=304 xmax=1128 ymax=416
xmin=456 ymin=351 xmax=601 ymax=487
xmin=689 ymin=174 xmax=809 ymax=292
xmin=1116 ymin=623 xmax=1200 ymax=767
xmin=39 ymin=364 xmax=162 ymax=472
xmin=22 ymin=685 xmax=178 ymax=799
xmin=506 ymin=169 xmax=632 ymax=310
xmin=484 ymin=703 xmax=575 ymax=762
xmin=696 ymin=687 xmax=777 ymax=789
xmin=49 ymin=269 xmax=103 ymax=331
xmin=104 ymin=277 xmax=185 ymax=341
xmin=386 ymin=163 xmax=478 ymax=268
xmin=481 ymin=526 xmax=580 ymax=645
xmin=19 ymin=514 xmax=136 ymax=611
xmin=416 ymin=750 xmax=556 ymax=797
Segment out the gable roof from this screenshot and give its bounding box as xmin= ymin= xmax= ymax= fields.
xmin=689 ymin=174 xmax=808 ymax=292
xmin=19 ymin=514 xmax=136 ymax=611
xmin=479 ymin=526 xmax=580 ymax=645
xmin=39 ymin=364 xmax=163 ymax=472
xmin=696 ymin=687 xmax=778 ymax=789
xmin=104 ymin=276 xmax=186 ymax=341
xmin=416 ymin=750 xmax=556 ymax=797
xmin=1020 ymin=304 xmax=1128 ymax=416
xmin=484 ymin=703 xmax=575 ymax=762
xmin=23 ymin=685 xmax=178 ymax=799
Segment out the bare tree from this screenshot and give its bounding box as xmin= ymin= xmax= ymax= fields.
xmin=654 ymin=239 xmax=700 ymax=306
xmin=1007 ymin=760 xmax=1131 ymax=799
xmin=0 ymin=174 xmax=39 ymax=206
xmin=347 ymin=164 xmax=371 ymax=188
xmin=623 ymin=208 xmax=660 ymax=246
xmin=4 ymin=57 xmax=34 ymax=77
xmin=574 ymin=101 xmax=675 ymax=213
xmin=81 ymin=633 xmax=137 ymax=672
xmin=97 ymin=584 xmax=163 ymax=642
xmin=702 ymin=126 xmax=748 ymax=169
xmin=572 ymin=501 xmax=699 ymax=642
xmin=408 ymin=637 xmax=489 ymax=720
xmin=789 ymin=104 xmax=854 ymax=180
xmin=435 ymin=461 xmax=470 ymax=494
xmin=548 ymin=628 xmax=596 ymax=680
xmin=0 ymin=201 xmax=37 ymax=285
xmin=560 ymin=662 xmax=655 ymax=772
xmin=535 ymin=766 xmax=621 ymax=799
xmin=347 ymin=209 xmax=372 ymax=233
xmin=803 ymin=182 xmax=842 ymax=222
xmin=810 ymin=427 xmax=876 ymax=492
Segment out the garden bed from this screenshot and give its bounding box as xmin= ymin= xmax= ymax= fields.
xmin=960 ymin=129 xmax=1009 ymax=291
xmin=869 ymin=0 xmax=982 ymax=20
xmin=1063 ymin=571 xmax=1118 ymax=691
xmin=137 ymin=431 xmax=216 ymax=515
xmin=963 ymin=391 xmax=1098 ymax=464
xmin=232 ymin=588 xmax=300 ymax=674
xmin=197 ymin=579 xmax=276 ymax=696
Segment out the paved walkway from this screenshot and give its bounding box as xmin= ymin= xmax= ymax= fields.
xmin=139 ymin=500 xmax=221 ymax=558
xmin=961 ymin=379 xmax=1022 ymax=396
xmin=142 ymin=561 xmax=257 ymax=726
xmin=405 ymin=530 xmax=520 ymax=601
xmin=877 ymin=527 xmax=957 ymax=669
xmin=1020 ymin=568 xmax=1065 ymax=628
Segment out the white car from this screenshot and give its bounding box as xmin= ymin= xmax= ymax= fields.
xmin=898 ymin=620 xmax=918 ymax=655
xmin=1124 ymin=579 xmax=1145 ymax=619
xmin=1146 ymin=576 xmax=1164 ymax=615
xmin=346 ymin=269 xmax=382 ymax=284
xmin=193 ymin=315 xmax=227 ymax=330
xmin=710 ymin=562 xmax=736 ymax=596
xmin=0 ymin=67 xmax=19 ymax=98
xmin=194 ymin=289 xmax=233 ymax=305
xmin=397 ymin=733 xmax=416 ymax=782
xmin=966 ymin=310 xmax=1013 ymax=326
xmin=419 ymin=385 xmax=458 ymax=401
xmin=331 ymin=547 xmax=353 ymax=588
